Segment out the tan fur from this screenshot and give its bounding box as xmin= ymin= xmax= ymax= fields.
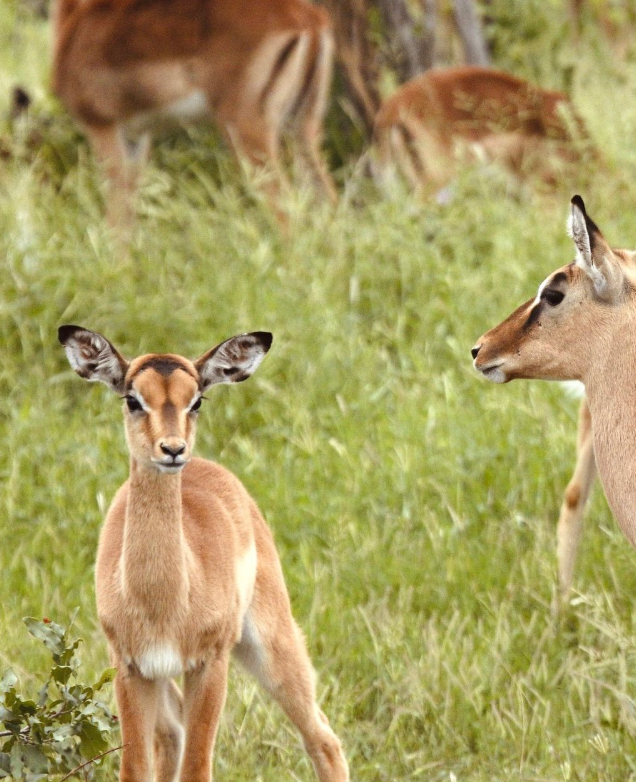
xmin=52 ymin=0 xmax=336 ymax=230
xmin=59 ymin=328 xmax=348 ymax=782
xmin=373 ymin=66 xmax=586 ymax=192
xmin=472 ymin=198 xmax=636 ymax=608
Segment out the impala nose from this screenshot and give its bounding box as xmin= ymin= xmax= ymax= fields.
xmin=471 ymin=345 xmax=481 ymax=360
xmin=160 ymin=441 xmax=186 ymax=458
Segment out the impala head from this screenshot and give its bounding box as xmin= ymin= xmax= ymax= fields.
xmin=58 ymin=326 xmax=272 ymax=473
xmin=472 ymin=195 xmax=636 ymax=384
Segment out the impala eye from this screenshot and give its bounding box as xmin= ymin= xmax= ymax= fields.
xmin=125 ymin=395 xmax=143 ymax=413
xmin=190 ymin=397 xmax=203 ymax=413
xmin=542 ymin=289 xmax=565 ymax=306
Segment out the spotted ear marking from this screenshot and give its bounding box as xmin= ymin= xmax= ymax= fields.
xmin=58 ymin=325 xmax=129 ymax=393
xmin=194 ymin=332 xmax=273 ymax=391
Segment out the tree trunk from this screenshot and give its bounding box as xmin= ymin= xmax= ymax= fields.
xmin=374 ymin=0 xmax=436 ymax=80
xmin=322 ymin=0 xmax=381 ymax=137
xmin=453 ymin=0 xmax=490 ymax=67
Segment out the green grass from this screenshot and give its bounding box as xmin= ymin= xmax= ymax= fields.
xmin=3 ymin=2 xmax=636 ymax=780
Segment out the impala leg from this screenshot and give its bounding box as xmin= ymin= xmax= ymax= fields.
xmin=115 ymin=668 xmax=161 ymax=782
xmin=236 ymin=606 xmax=348 ymax=782
xmin=222 ymin=115 xmax=289 ymax=220
xmin=234 ymin=523 xmax=348 ymax=782
xmin=178 ymin=654 xmax=230 ymax=782
xmin=86 ymin=124 xmax=149 ymax=233
xmin=154 ymin=680 xmax=184 ymax=782
xmin=555 ymin=397 xmax=596 ymax=612
xmin=292 ymin=31 xmax=337 ymax=203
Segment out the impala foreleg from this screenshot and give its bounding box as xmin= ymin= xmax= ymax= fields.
xmin=556 ymin=397 xmax=596 ymax=612
xmin=86 ymin=124 xmax=149 ymax=234
xmin=115 ymin=667 xmax=161 ymax=782
xmin=179 ymin=653 xmax=230 ymax=782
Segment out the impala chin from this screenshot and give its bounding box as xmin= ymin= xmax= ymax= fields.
xmin=480 ymin=364 xmax=508 ymax=383
xmin=154 ymin=458 xmax=188 ymax=474
xmin=473 ymin=359 xmax=508 ymax=384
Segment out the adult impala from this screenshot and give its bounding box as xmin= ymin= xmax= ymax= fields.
xmin=374 ymin=67 xmax=585 ymax=193
xmin=472 ymin=196 xmax=636 ymax=606
xmin=58 ymin=325 xmax=348 ymax=782
xmin=53 ymin=0 xmax=336 ymax=228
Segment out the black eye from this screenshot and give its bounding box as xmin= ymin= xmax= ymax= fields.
xmin=190 ymin=397 xmax=202 ymax=413
xmin=125 ymin=395 xmax=142 ymax=413
xmin=542 ymin=289 xmax=565 ymax=307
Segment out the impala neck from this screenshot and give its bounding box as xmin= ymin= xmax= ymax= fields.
xmin=585 ymin=309 xmax=636 ymax=547
xmin=122 ymin=459 xmax=189 ymax=617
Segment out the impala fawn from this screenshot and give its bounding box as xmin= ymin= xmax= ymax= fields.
xmin=53 ymin=0 xmax=336 ymax=229
xmin=59 ymin=325 xmax=349 ymax=782
xmin=473 ymin=197 xmax=636 ymax=607
xmin=374 ymin=66 xmax=586 ymax=193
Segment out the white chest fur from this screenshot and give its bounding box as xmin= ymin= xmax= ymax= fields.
xmin=133 ymin=642 xmax=184 ymax=680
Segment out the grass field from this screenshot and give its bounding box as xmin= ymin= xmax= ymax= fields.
xmin=3 ymin=2 xmax=636 ymax=780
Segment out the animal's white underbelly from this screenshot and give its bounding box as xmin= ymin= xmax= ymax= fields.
xmin=126 ymin=89 xmax=210 ymax=136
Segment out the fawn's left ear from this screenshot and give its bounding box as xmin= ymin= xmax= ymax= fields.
xmin=58 ymin=325 xmax=129 ymax=393
xmin=568 ymin=195 xmax=623 ymax=300
xmin=194 ymin=332 xmax=273 ymax=391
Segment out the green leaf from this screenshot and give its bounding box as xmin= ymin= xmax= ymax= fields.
xmin=77 ymin=721 xmax=108 ymax=758
xmin=21 ymin=745 xmax=48 ymax=774
xmin=51 ymin=665 xmax=73 ymax=685
xmin=9 ymin=742 xmax=23 ymax=780
xmin=0 ymin=670 xmax=17 ymax=696
xmin=23 ymin=618 xmax=66 ymax=658
xmin=92 ymin=668 xmax=116 ymax=692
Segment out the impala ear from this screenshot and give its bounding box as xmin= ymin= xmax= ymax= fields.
xmin=568 ymin=195 xmax=623 ymax=299
xmin=194 ymin=332 xmax=273 ymax=391
xmin=58 ymin=325 xmax=128 ymax=393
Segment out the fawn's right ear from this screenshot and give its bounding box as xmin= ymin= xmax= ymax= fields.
xmin=58 ymin=325 xmax=129 ymax=393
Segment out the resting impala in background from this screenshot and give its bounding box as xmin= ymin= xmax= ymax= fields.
xmin=374 ymin=67 xmax=586 ymax=193
xmin=58 ymin=326 xmax=348 ymax=782
xmin=53 ymin=0 xmax=336 ymax=229
xmin=472 ymin=196 xmax=636 ymax=610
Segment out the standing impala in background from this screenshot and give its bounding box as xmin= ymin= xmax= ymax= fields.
xmin=374 ymin=67 xmax=586 ymax=193
xmin=58 ymin=326 xmax=349 ymax=782
xmin=472 ymin=196 xmax=636 ymax=608
xmin=53 ymin=0 xmax=336 ymax=229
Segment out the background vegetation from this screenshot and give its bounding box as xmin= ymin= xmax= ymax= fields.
xmin=2 ymin=0 xmax=636 ymax=779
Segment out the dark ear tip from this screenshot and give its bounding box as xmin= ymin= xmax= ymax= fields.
xmin=252 ymin=331 xmax=273 ymax=352
xmin=571 ymin=194 xmax=586 ymax=212
xmin=58 ymin=324 xmax=82 ymax=345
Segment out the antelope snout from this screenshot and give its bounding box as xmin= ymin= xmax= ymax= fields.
xmin=154 ymin=438 xmax=189 ymax=472
xmin=160 ymin=440 xmax=186 ymax=458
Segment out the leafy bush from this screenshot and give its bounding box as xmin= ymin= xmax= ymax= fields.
xmin=0 ymin=617 xmax=117 ymax=781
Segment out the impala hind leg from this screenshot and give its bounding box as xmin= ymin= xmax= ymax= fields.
xmin=154 ymin=680 xmax=184 ymax=782
xmin=234 ymin=533 xmax=348 ymax=782
xmin=291 ymin=30 xmax=337 ymax=203
xmin=555 ymin=397 xmax=596 ymax=613
xmin=115 ymin=669 xmax=161 ymax=782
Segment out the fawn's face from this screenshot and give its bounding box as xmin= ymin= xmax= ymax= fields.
xmin=59 ymin=327 xmax=273 ymax=474
xmin=122 ymin=355 xmax=202 ymax=472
